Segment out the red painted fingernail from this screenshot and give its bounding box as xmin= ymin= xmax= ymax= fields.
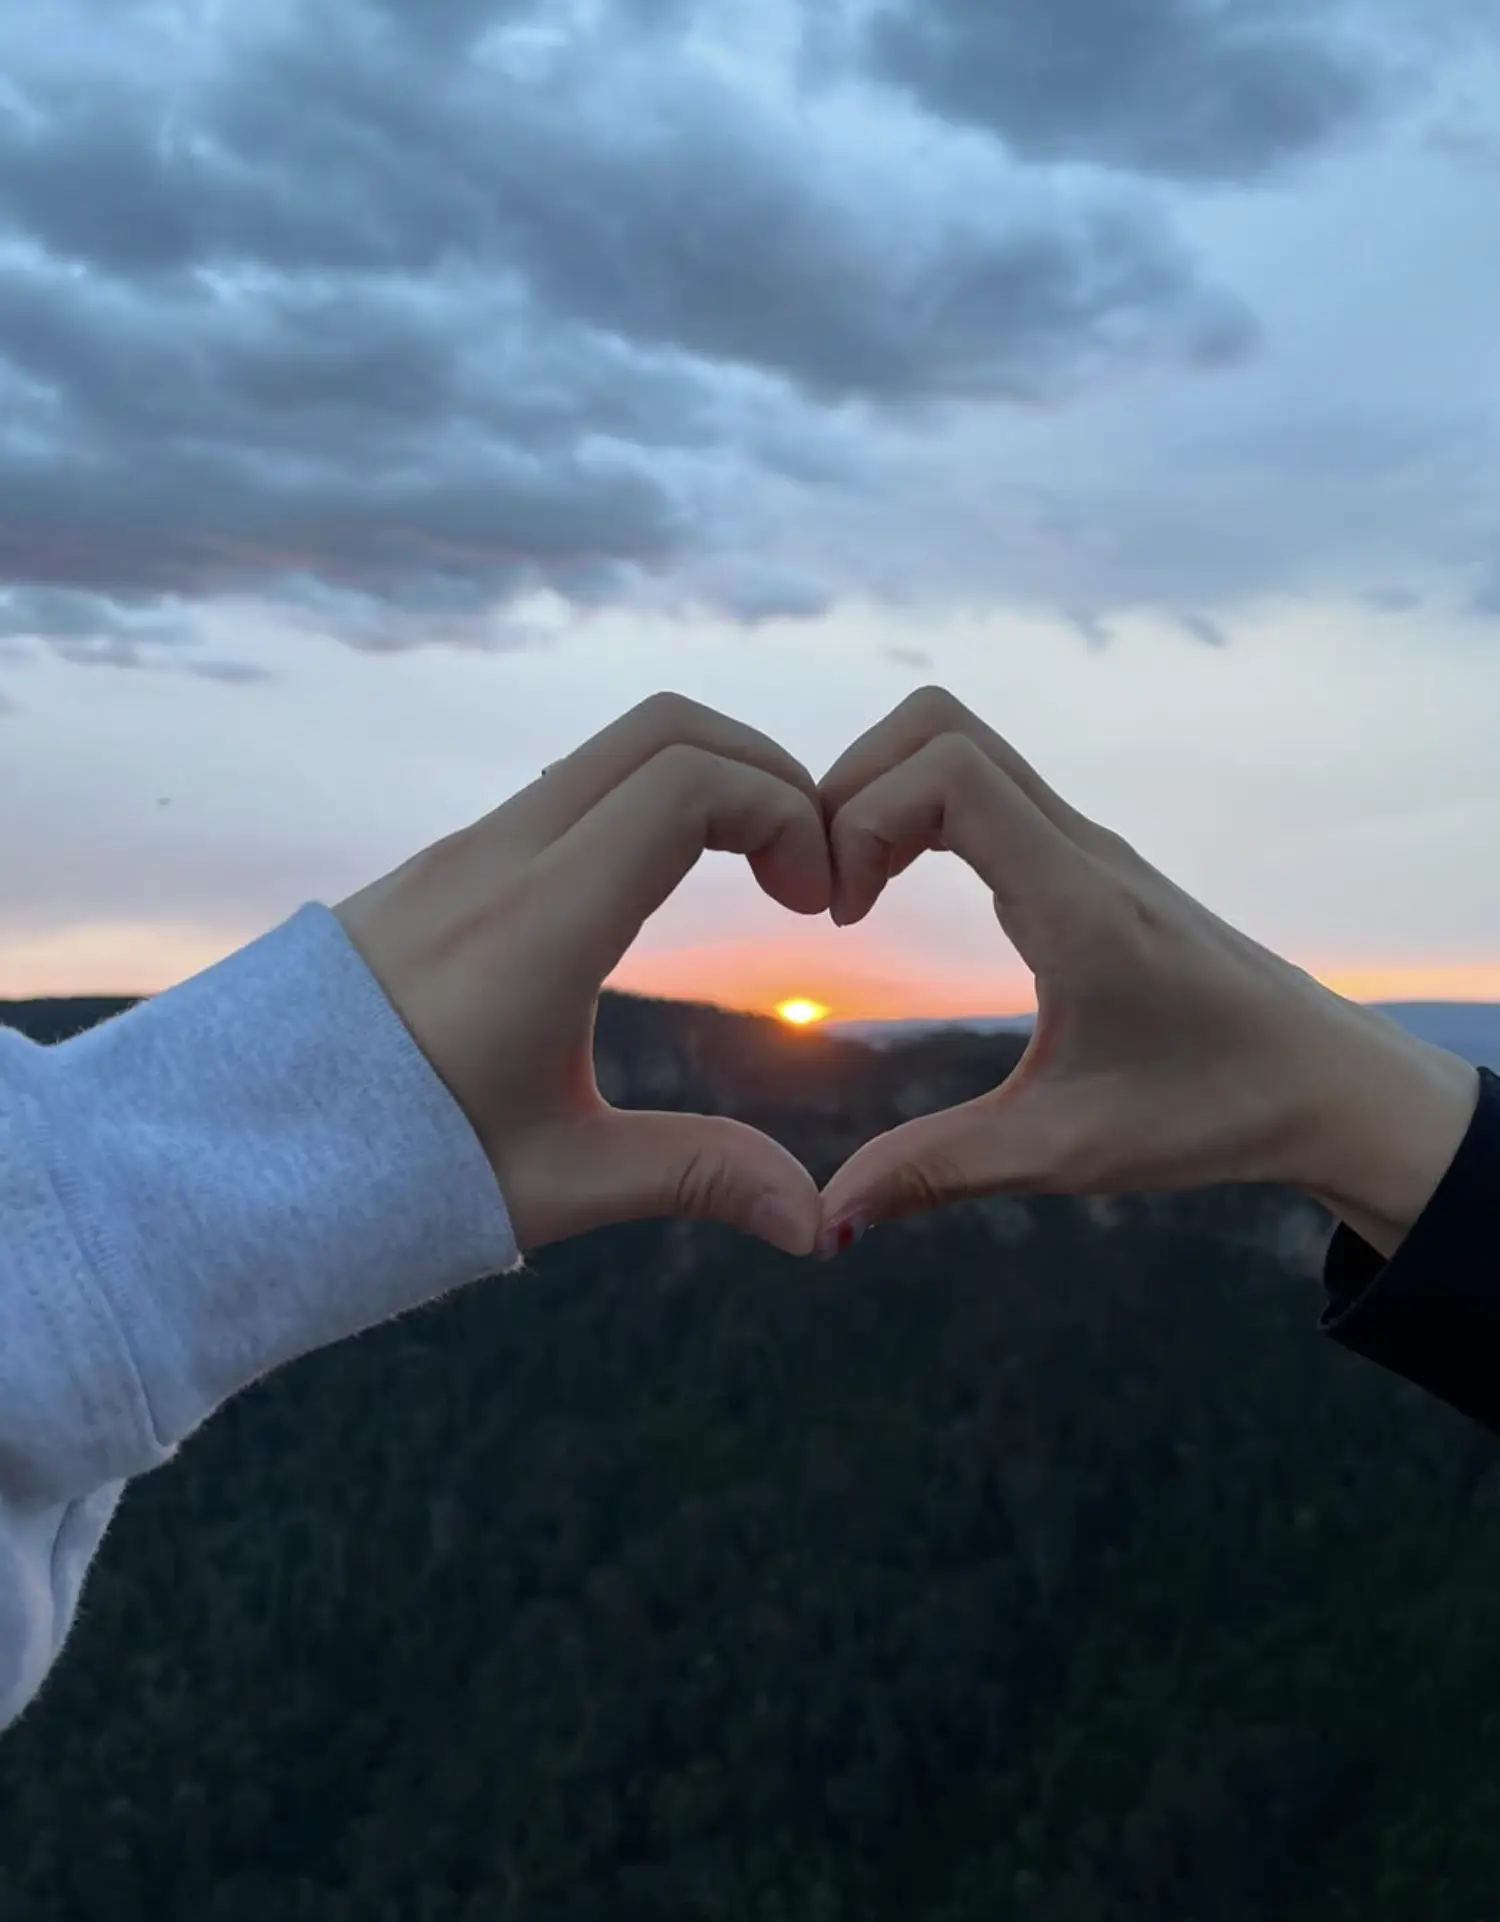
xmin=816 ymin=1211 xmax=873 ymax=1261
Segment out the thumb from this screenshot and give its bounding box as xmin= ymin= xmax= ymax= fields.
xmin=815 ymin=1089 xmax=1050 ymax=1257
xmin=575 ymin=1108 xmax=822 ymax=1255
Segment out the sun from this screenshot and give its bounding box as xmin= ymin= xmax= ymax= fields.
xmin=775 ymin=997 xmax=831 ymax=1029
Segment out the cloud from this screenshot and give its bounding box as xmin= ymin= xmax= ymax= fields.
xmin=1473 ymin=560 xmax=1500 ymax=618
xmin=0 ymin=0 xmax=1255 ymax=650
xmin=865 ymin=0 xmax=1382 ymax=184
xmin=0 ymin=8 xmax=1252 ymax=397
xmin=1366 ymin=584 xmax=1423 ymax=612
xmin=1066 ymin=609 xmax=1115 ymax=650
xmin=0 ymin=584 xmax=269 ymax=681
xmin=363 ymin=0 xmax=538 ymax=45
xmin=1427 ymin=120 xmax=1500 ymax=173
xmin=710 ymin=572 xmax=834 ymax=625
xmin=1177 ymin=611 xmax=1229 ymax=647
xmin=183 ymin=659 xmax=279 ymax=685
xmin=0 ymin=586 xmax=194 ymax=650
xmin=0 ymin=255 xmax=694 ymax=634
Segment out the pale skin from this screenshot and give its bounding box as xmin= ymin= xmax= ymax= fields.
xmin=333 ymin=691 xmax=833 ymax=1259
xmin=814 ymin=688 xmax=1482 ymax=1262
xmin=333 ymin=687 xmax=1481 ymax=1272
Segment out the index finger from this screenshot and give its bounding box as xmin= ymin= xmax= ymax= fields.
xmin=828 ymin=731 xmax=1089 ymax=967
xmin=820 ymin=686 xmax=1096 ymax=846
xmin=533 ymin=743 xmax=833 ymax=992
xmin=491 ymin=692 xmax=821 ymax=857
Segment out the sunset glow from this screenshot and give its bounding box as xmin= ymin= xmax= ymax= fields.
xmin=775 ymin=998 xmax=831 ymax=1028
xmin=9 ymin=919 xmax=1500 ymax=1027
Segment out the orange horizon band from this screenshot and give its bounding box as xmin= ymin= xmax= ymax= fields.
xmin=4 ymin=924 xmax=1500 ymax=1018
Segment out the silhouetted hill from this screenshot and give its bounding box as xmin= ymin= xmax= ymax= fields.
xmin=0 ymin=994 xmax=141 ymax=1045
xmin=834 ymin=1000 xmax=1500 ymax=1070
xmin=0 ymin=990 xmax=1496 ymax=1921
xmin=1368 ymin=1002 xmax=1500 ymax=1069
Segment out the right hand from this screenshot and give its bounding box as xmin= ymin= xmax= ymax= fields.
xmin=815 ymin=689 xmax=1480 ymax=1259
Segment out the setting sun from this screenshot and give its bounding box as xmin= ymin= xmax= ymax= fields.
xmin=775 ymin=998 xmax=830 ymax=1029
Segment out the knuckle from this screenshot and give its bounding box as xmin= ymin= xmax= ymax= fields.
xmin=831 ymin=794 xmax=882 ymax=852
xmin=1086 ymin=822 xmax=1139 ymax=866
xmin=891 ymin=1154 xmax=964 ymax=1215
xmin=900 ymin=684 xmax=965 ymax=734
xmin=673 ymin=1147 xmax=706 ymax=1218
xmin=674 ymin=1146 xmax=732 ymax=1222
xmin=650 ymin=739 xmax=714 ymax=791
xmin=776 ymin=785 xmax=818 ymax=837
xmin=636 ymin=689 xmax=700 ymax=737
xmin=927 ymin=729 xmax=987 ymax=790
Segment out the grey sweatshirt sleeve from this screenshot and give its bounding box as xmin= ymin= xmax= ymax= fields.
xmin=0 ymin=901 xmax=521 ymax=1731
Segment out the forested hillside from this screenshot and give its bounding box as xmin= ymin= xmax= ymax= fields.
xmin=2 ymin=991 xmax=1498 ymax=1921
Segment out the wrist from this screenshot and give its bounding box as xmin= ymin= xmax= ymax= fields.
xmin=1278 ymin=993 xmax=1479 ymax=1256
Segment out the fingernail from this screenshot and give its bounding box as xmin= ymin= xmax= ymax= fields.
xmin=750 ymin=1195 xmax=812 ymax=1257
xmin=815 ymin=1210 xmax=873 ymax=1262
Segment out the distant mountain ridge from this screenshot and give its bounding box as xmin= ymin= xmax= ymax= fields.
xmin=827 ymin=1014 xmax=1035 ymax=1047
xmin=8 ymin=989 xmax=1498 ymax=1069
xmin=1365 ymin=1001 xmax=1500 ymax=1067
xmin=831 ymin=1001 xmax=1500 ymax=1068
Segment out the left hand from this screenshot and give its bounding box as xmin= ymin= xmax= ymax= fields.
xmin=332 ymin=694 xmax=831 ymax=1257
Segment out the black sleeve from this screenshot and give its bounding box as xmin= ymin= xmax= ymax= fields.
xmin=1321 ymin=1065 xmax=1500 ymax=1435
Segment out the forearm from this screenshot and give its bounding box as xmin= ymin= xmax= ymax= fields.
xmin=0 ymin=902 xmax=520 ymax=1732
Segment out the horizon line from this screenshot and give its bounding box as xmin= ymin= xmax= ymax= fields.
xmin=8 ymin=987 xmax=1500 ymax=1020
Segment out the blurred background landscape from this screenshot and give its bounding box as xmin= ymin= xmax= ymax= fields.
xmin=3 ymin=990 xmax=1499 ymax=1921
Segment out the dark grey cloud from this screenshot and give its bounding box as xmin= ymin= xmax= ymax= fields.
xmin=0 ymin=587 xmax=192 ymax=649
xmin=0 ymin=0 xmax=1255 ymax=650
xmin=0 ymin=257 xmax=692 ymax=620
xmin=867 ymin=0 xmax=1380 ymax=184
xmin=1066 ymin=609 xmax=1114 ymax=650
xmin=0 ymin=587 xmax=277 ymax=681
xmin=0 ymin=10 xmax=1251 ymax=400
xmin=1177 ymin=610 xmax=1229 ymax=647
xmin=184 ymin=659 xmax=279 ymax=685
xmin=1367 ymin=585 xmax=1424 ymax=612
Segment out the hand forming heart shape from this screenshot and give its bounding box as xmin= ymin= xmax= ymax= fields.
xmin=334 ymin=688 xmax=1480 ymax=1265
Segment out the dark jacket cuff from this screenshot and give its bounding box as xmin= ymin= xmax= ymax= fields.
xmin=1320 ymin=1065 xmax=1500 ymax=1434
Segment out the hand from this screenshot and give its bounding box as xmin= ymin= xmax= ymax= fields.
xmin=332 ymin=694 xmax=831 ymax=1257
xmin=815 ymin=689 xmax=1480 ymax=1259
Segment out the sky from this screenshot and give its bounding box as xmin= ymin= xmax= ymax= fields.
xmin=3 ymin=0 xmax=1500 ymax=1021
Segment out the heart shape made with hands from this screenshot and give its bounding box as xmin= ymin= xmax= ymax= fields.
xmin=338 ymin=686 xmax=1359 ymax=1266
